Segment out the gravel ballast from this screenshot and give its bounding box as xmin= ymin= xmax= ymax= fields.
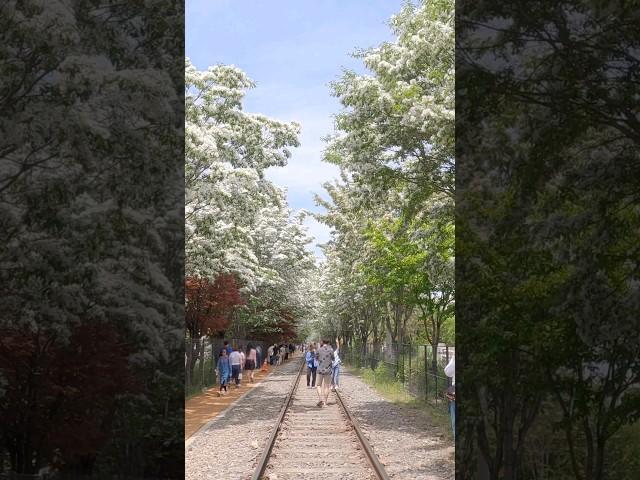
xmin=337 ymin=370 xmax=455 ymax=479
xmin=186 ymin=359 xmax=303 ymax=479
xmin=186 ymin=360 xmax=453 ymax=479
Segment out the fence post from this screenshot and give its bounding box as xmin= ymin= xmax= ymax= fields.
xmin=434 ymin=350 xmax=439 ymax=406
xmin=395 ymin=343 xmax=399 ymax=377
xmin=408 ymin=344 xmax=412 ymax=392
xmin=424 ymin=345 xmax=428 ymax=401
xmin=200 ymin=337 xmax=205 ymax=390
xmin=401 ymin=343 xmax=405 ymax=385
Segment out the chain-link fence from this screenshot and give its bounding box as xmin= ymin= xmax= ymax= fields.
xmin=341 ymin=342 xmax=454 ymax=408
xmin=185 ymin=337 xmax=275 ymax=398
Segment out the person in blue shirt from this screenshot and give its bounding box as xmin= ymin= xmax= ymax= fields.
xmin=216 ymin=349 xmax=231 ymax=396
xmin=305 ymin=345 xmax=318 ymax=388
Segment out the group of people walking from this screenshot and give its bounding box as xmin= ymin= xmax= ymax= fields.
xmin=267 ymin=343 xmax=295 ymax=366
xmin=215 ymin=341 xmax=260 ymax=395
xmin=213 ymin=336 xmax=455 ymax=440
xmin=215 ymin=340 xmax=302 ymax=395
xmin=215 ymin=337 xmax=341 ymax=408
xmin=305 ymin=339 xmax=341 ymax=408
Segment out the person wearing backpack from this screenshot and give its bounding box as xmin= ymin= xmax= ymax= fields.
xmin=316 ymin=339 xmax=335 ymax=407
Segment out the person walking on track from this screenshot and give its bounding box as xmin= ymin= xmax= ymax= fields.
xmin=306 ymin=344 xmax=317 ymax=388
xmin=331 ymin=344 xmax=341 ymax=391
xmin=229 ymin=346 xmax=242 ymax=388
xmin=316 ymin=339 xmax=335 ymax=407
xmin=245 ymin=343 xmax=257 ymax=383
xmin=216 ymin=349 xmax=230 ymax=396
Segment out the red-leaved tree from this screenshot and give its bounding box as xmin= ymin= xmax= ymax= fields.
xmin=0 ymin=323 xmax=137 ymax=474
xmin=185 ymin=274 xmax=244 ymax=386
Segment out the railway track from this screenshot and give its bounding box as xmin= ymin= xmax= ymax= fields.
xmin=252 ymin=359 xmax=391 ymax=480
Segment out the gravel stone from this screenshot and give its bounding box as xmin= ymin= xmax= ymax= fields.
xmin=186 ymin=360 xmax=453 ymax=479
xmin=265 ymin=376 xmax=376 ymax=480
xmin=186 ymin=359 xmax=302 ymax=479
xmin=337 ymin=371 xmax=454 ymax=479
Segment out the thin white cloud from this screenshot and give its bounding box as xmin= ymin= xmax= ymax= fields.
xmin=266 ymin=150 xmax=339 ymax=193
xmin=264 ymin=104 xmax=341 ymax=207
xmin=303 ymin=216 xmax=331 ymax=261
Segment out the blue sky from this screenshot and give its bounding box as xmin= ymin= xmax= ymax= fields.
xmin=186 ymin=0 xmax=402 ymax=259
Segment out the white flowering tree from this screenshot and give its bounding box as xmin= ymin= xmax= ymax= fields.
xmin=185 ymin=58 xmax=300 ymax=286
xmin=185 ymin=59 xmax=315 ymax=352
xmin=315 ymin=0 xmax=455 ymax=355
xmin=0 ymin=0 xmax=184 ymax=474
xmin=325 ymin=0 xmax=454 ymax=211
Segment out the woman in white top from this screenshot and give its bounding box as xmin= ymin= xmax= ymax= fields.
xmin=444 ymin=356 xmax=455 ymax=439
xmin=228 ymin=347 xmax=242 ymax=388
xmin=331 ymin=346 xmax=341 ymax=391
xmin=238 ymin=347 xmax=246 ymax=385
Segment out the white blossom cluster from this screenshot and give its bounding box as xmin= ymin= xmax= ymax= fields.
xmin=185 ymin=60 xmax=316 ymax=332
xmin=326 ymin=0 xmax=454 ymax=203
xmin=311 ymin=1 xmax=455 ymax=346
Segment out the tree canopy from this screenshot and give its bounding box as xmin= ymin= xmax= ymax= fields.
xmin=184 ymin=59 xmax=317 ymax=352
xmin=312 ymin=0 xmax=455 ymax=361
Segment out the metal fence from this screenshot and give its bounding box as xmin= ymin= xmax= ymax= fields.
xmin=341 ymin=343 xmax=454 ymax=408
xmin=185 ymin=337 xmax=275 ymax=398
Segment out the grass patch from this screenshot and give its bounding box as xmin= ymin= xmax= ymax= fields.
xmin=346 ymin=364 xmax=453 ymax=442
xmin=606 ymin=420 xmax=640 ymax=479
xmin=186 ymin=356 xmax=217 ymax=400
xmin=186 ymin=386 xmax=208 ymax=401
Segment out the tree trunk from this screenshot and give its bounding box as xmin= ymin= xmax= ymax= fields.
xmin=593 ymin=435 xmax=606 ymax=480
xmin=431 ymin=322 xmax=440 ymax=374
xmin=431 ymin=343 xmax=439 ymax=375
xmin=499 ymin=361 xmax=520 ymax=480
xmin=186 ymin=336 xmax=201 ymax=389
xmin=384 ymin=304 xmax=397 ymax=344
xmin=17 ymin=437 xmax=36 ymax=474
xmin=584 ymin=418 xmax=594 ymax=480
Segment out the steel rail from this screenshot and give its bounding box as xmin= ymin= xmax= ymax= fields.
xmin=335 ymin=387 xmax=392 ymax=480
xmin=251 ymin=357 xmax=306 ymax=480
xmin=252 ymin=358 xmax=391 ymax=480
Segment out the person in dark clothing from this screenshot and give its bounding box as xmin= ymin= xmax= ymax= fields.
xmin=268 ymin=344 xmax=275 ymax=365
xmin=255 ymin=344 xmax=263 ymax=369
